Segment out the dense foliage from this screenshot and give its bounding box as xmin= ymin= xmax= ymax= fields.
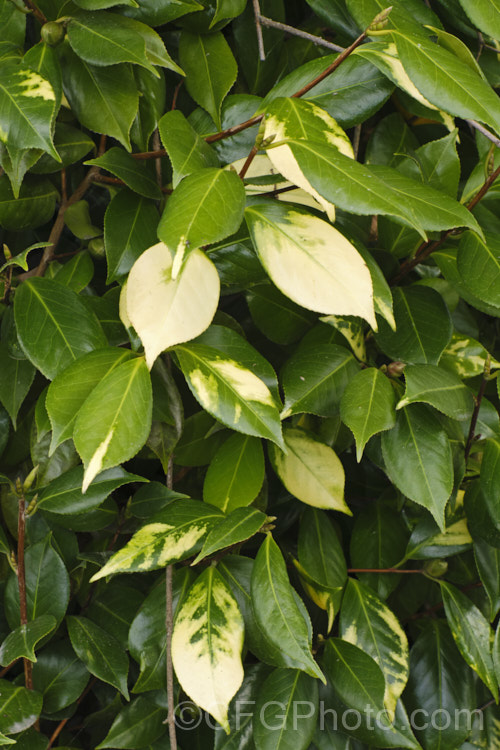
xmin=2 ymin=0 xmax=500 ymax=747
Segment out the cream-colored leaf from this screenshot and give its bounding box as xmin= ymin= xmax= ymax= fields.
xmin=246 ymin=203 xmax=376 ymax=328
xmin=172 ymin=567 xmax=244 ymax=732
xmin=269 ymin=428 xmax=350 ymax=514
xmin=125 ymin=243 xmax=220 ymax=369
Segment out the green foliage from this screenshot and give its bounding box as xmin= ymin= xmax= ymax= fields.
xmin=2 ymin=0 xmax=500 ymax=747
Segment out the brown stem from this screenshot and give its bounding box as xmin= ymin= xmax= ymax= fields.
xmin=252 ymin=0 xmax=266 ymax=61
xmin=47 ymin=677 xmax=97 ymax=749
xmin=348 ymin=568 xmax=423 ymax=574
xmin=152 ymin=129 xmax=163 ymax=190
xmin=22 ymin=0 xmax=47 ymax=24
xmin=165 ymin=455 xmax=177 ymax=749
xmin=239 ymin=142 xmax=261 ymax=179
xmin=17 ymin=489 xmax=32 ymax=690
xmin=92 ymin=174 xmax=126 ymax=187
xmin=0 ymin=661 xmax=17 ymax=679
xmin=464 ymin=355 xmax=491 ymax=462
xmin=467 ymin=119 xmax=500 ymax=149
xmin=258 ymin=15 xmax=344 ymax=53
xmin=253 ymin=184 xmax=299 ymax=198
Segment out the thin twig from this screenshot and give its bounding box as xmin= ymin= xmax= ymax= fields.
xmin=47 ymin=678 xmax=97 ymax=748
xmin=164 ymin=455 xmax=177 ymax=749
xmin=258 ymin=15 xmax=344 ymax=53
xmin=464 ymin=355 xmax=491 ymax=462
xmin=17 ymin=487 xmax=32 ymax=691
xmin=467 ymin=119 xmax=500 ymax=149
xmin=239 ymin=142 xmax=261 ymax=179
xmin=252 ymin=0 xmax=266 ymax=61
xmin=22 ymin=0 xmax=46 ymax=24
xmin=0 ymin=661 xmax=17 ymax=679
xmin=152 ymin=129 xmax=163 ymax=190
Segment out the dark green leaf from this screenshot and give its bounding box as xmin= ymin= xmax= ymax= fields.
xmin=0 ymin=174 xmax=57 ymax=231
xmin=0 ymin=615 xmax=56 ymax=666
xmin=86 ymin=147 xmax=161 ymax=200
xmin=32 ymin=641 xmax=89 ymax=714
xmin=159 ymin=109 xmax=219 ymax=185
xmin=0 ymin=342 xmax=35 ymax=428
xmin=0 ymin=681 xmax=42 ymax=735
xmin=397 ymin=364 xmax=474 ymax=420
xmin=67 ymin=615 xmax=129 ymax=698
xmin=193 ymin=506 xmax=267 ymax=563
xmin=457 ymin=230 xmax=500 ymax=308
xmin=203 ymin=433 xmax=265 ymax=512
xmin=475 ymin=539 xmax=500 ymax=621
xmin=97 ymin=693 xmax=166 ymax=749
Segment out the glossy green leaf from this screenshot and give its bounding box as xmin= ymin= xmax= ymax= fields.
xmin=441 ymin=580 xmax=497 ymax=698
xmin=86 ymin=583 xmax=144 ymax=649
xmin=269 ymin=428 xmax=349 ymax=514
xmin=46 ymin=347 xmax=134 ymax=452
xmin=0 ymin=59 xmax=58 ymax=160
xmin=128 ymin=568 xmax=193 ymax=693
xmin=404 ymin=620 xmax=477 ymax=750
xmin=129 ymin=481 xmax=186 ymax=519
xmin=203 ymin=433 xmax=265 ymax=512
xmin=0 ymin=681 xmax=42 ymax=735
xmin=350 ymin=501 xmax=409 ymax=599
xmin=125 ymin=243 xmax=220 ymax=369
xmin=254 ymin=668 xmax=318 ymax=750
xmin=246 ymin=283 xmax=315 ymax=345
xmin=158 ymin=167 xmax=245 ymax=275
xmin=475 ymin=539 xmax=500 ymax=621
xmin=347 ymin=0 xmax=441 ymax=33
xmin=0 ymin=144 xmax=42 ymax=199
xmin=0 ymin=343 xmax=35 ymax=428
xmin=251 ymin=534 xmax=325 ymax=681
xmin=397 ymin=364 xmax=474 ymax=421
xmin=434 ymin=245 xmax=500 ymax=318
xmin=159 ymin=109 xmax=219 ymax=186
xmin=457 ymin=0 xmax=500 ymax=39
xmin=457 ymin=231 xmax=500 ymax=308
xmin=0 ymin=0 xmax=25 ymax=46
xmin=176 ymin=341 xmax=283 ymax=447
xmin=91 ymin=499 xmax=223 ymax=579
xmin=73 ymin=357 xmax=152 ymax=491
xmin=14 ymin=277 xmax=106 ymax=380
xmin=246 ymin=203 xmax=376 ymax=327
xmin=31 ymin=641 xmax=89 ymax=714
xmin=179 ymin=30 xmax=238 ymax=129
xmin=37 ymin=465 xmax=145 ymax=515
xmin=405 ymin=515 xmax=471 ymax=560
xmin=341 ymin=368 xmax=396 ymax=461
xmin=67 ymin=615 xmax=129 ymax=698
xmin=193 ymin=506 xmax=267 ymax=564
xmin=122 ymin=0 xmax=204 ymax=25
xmin=63 ymin=201 xmax=101 ymax=241
xmin=0 ymin=174 xmax=57 ymax=231
xmin=54 ymin=251 xmax=94 ymax=292
xmin=382 ymin=404 xmax=454 ymax=530
xmin=4 ymin=536 xmax=70 ymax=629
xmin=104 ymin=190 xmax=158 ymax=283
xmin=480 ymin=438 xmax=500 ymax=520
xmin=61 ymin=47 xmax=138 ymax=150
xmin=86 ymin=147 xmax=161 ymax=200
xmin=376 ymin=286 xmax=453 ymax=365
xmin=281 ymin=342 xmax=360 ymax=419
xmin=97 ymin=693 xmax=166 ymax=749
xmin=0 ymin=615 xmax=56 ymax=666
xmin=393 ymin=30 xmax=500 ymax=135
xmin=341 ymin=578 xmax=409 ymax=718
xmin=440 ymin=333 xmax=500 ymax=379
xmin=172 ymin=566 xmax=245 ymax=732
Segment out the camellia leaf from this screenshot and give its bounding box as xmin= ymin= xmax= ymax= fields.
xmin=254 ymin=668 xmax=319 ymax=750
xmin=14 ymin=277 xmax=107 ymax=380
xmin=0 ymin=681 xmax=42 ymax=735
xmin=91 ymin=499 xmax=223 ymax=580
xmin=171 ymin=566 xmax=245 ymax=732
xmin=375 ymin=286 xmax=453 ymax=365
xmin=72 ymin=357 xmax=152 ymax=492
xmin=203 ymin=433 xmax=265 ymax=512
xmin=104 ymin=189 xmax=159 ymax=283
xmin=31 ymin=641 xmax=90 ymax=714
xmin=246 ymin=203 xmax=376 ymax=327
xmin=396 ymin=364 xmax=474 ymax=421
xmin=86 ymin=147 xmax=161 ymax=200
xmin=159 ymin=109 xmax=219 ymax=186
xmin=340 ymin=578 xmax=409 ymax=719
xmin=269 ymin=428 xmax=349 ymax=514
xmin=457 ymin=0 xmax=500 ymax=39
xmin=393 ymin=30 xmax=500 ymax=136
xmin=67 ymin=616 xmax=129 ymax=699
xmin=97 ymin=693 xmax=167 ymax=749
xmin=440 ymin=580 xmax=498 ymax=698
xmin=36 ymin=465 xmax=146 ymax=515
xmin=0 ymin=615 xmax=56 ymax=666
xmin=475 ymin=539 xmax=500 ymax=621
xmin=46 ymin=347 xmax=134 ymax=453
xmin=0 ymin=60 xmax=58 ymax=160
xmin=251 ymin=534 xmax=325 ymax=682
xmin=179 ymin=30 xmax=238 ymax=129
xmin=404 ymin=620 xmax=477 ymax=750
xmin=192 ymin=506 xmax=267 ymax=564
xmin=0 ymin=342 xmax=35 ymax=429
xmin=175 ymin=341 xmax=284 ymax=447
xmin=457 ymin=230 xmax=500 ymax=308
xmin=281 ymin=342 xmax=360 ymax=419
xmin=125 ymin=243 xmax=220 ymax=369
xmin=480 ymin=438 xmax=500 ymax=521
xmin=340 ymin=367 xmax=397 ymax=461
xmin=157 ymin=167 xmax=246 ymax=277
xmin=382 ymin=404 xmax=454 ymax=530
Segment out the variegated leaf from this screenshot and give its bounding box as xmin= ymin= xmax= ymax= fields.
xmin=90 ymin=500 xmax=223 ymax=580
xmin=340 ymin=578 xmax=409 ymax=719
xmin=172 ymin=566 xmax=244 ymax=732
